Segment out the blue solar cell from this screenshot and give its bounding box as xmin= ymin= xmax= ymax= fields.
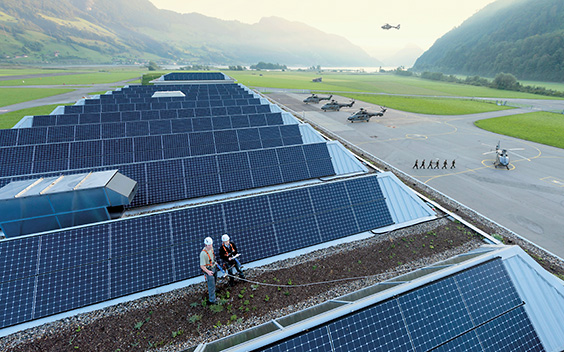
xmin=103 ymin=153 xmax=134 ymax=166
xmin=191 ymin=117 xmax=212 ymax=132
xmin=231 ymin=115 xmax=250 ymax=128
xmin=160 ymin=109 xmax=178 ymax=119
xmin=146 ymin=178 xmax=185 ymax=203
xmin=101 ymin=122 xmax=126 ymax=139
xmin=220 ymin=169 xmax=254 ymax=193
xmin=102 ymin=104 xmax=118 ymax=112
xmin=306 ymin=159 xmax=335 ymax=178
xmin=261 ymin=327 xmax=333 ymax=352
xmin=65 ymin=105 xmax=83 ymax=114
xmin=70 ymin=140 xmax=103 ymax=159
xmin=121 ymin=111 xmax=141 ymax=121
xmin=79 ymin=113 xmax=101 ymax=124
xmin=34 ymin=142 xmax=69 ymax=160
xmin=172 ymin=241 xmax=204 ymax=280
xmin=251 ymin=166 xmax=283 ymax=188
xmin=186 ymin=174 xmax=221 ymax=198
xmin=126 ymin=121 xmax=149 ymax=137
xmin=47 ymin=125 xmax=75 ymax=143
xmin=265 ymin=113 xmax=284 ymax=125
xmin=135 ymin=103 xmax=151 ymax=111
xmin=223 ymin=196 xmax=271 ymax=231
xmin=139 ymin=110 xmax=159 ymax=121
xmin=330 ymin=300 xmax=413 ymax=352
xmin=181 ymin=101 xmax=196 ymax=109
xmin=241 ymin=105 xmax=257 ymax=114
xmin=75 ymin=124 xmax=101 ymax=141
xmin=277 ymin=146 xmax=306 ymax=165
xmin=249 ymin=113 xmax=267 ymax=127
xmin=135 ymin=149 xmax=163 ymax=162
xmin=226 ymin=225 xmax=278 ymax=263
xmin=432 ymin=331 xmax=483 ymax=352
xmin=317 ymin=208 xmax=359 ymax=242
xmin=256 ymin=105 xmax=272 ymax=113
xmin=83 ymin=104 xmax=101 ymax=113
xmin=476 ymin=306 xmax=544 ymax=352
xmin=214 ymin=129 xmax=238 ymax=144
xmin=149 ymin=120 xmax=172 ymax=135
xmin=111 ymin=213 xmax=170 ymax=258
xmin=237 ymin=128 xmax=260 ymax=142
xmin=57 ymin=114 xmax=79 ymax=126
xmin=302 ymin=143 xmax=331 ymax=160
xmin=167 ymin=101 xmax=182 ymax=109
xmin=247 ymin=149 xmax=279 ymax=168
xmin=34 ymin=262 xmax=109 ymax=317
xmin=195 ymin=107 xmax=211 ymax=117
xmin=399 ymin=277 xmax=474 ymax=352
xmin=275 ymin=216 xmax=320 ymax=253
xmin=345 ymin=176 xmax=386 ymax=204
xmin=226 ymin=105 xmax=241 ymax=114
xmin=100 ymin=112 xmax=121 ymax=123
xmin=17 ymin=128 xmax=47 ymax=145
xmin=0 ymin=277 xmax=35 ymax=328
xmin=0 ymin=129 xmax=18 ymax=147
xmin=212 ymin=116 xmax=232 ymax=130
xmin=171 ymin=119 xmax=193 ymax=133
xmin=353 ymin=200 xmax=394 ymax=231
xmin=184 ymin=155 xmax=218 ymax=177
xmin=32 ymin=115 xmax=55 ymax=127
xmin=456 ymin=259 xmax=522 ymax=326
xmin=217 ymin=152 xmax=250 ymax=171
xmin=110 ymin=248 xmax=174 ymax=297
xmin=280 ymin=162 xmax=310 ymax=183
xmin=211 ymin=106 xmax=227 ymax=116
xmin=0 ymin=237 xmax=39 ymax=282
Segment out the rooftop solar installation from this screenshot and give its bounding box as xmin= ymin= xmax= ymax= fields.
xmin=256 ymin=259 xmax=544 ymax=352
xmin=0 ymin=174 xmax=394 ymax=329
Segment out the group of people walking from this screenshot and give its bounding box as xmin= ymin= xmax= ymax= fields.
xmin=413 ymin=159 xmax=456 ymax=169
xmin=200 ymin=234 xmax=245 ymax=304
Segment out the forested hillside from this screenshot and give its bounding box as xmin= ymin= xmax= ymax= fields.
xmin=413 ymin=0 xmax=564 ymax=81
xmin=0 ymin=0 xmax=380 ymax=66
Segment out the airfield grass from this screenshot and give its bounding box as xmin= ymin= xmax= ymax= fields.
xmin=0 ymin=104 xmax=70 ymax=129
xmin=0 ymin=87 xmax=75 ymax=107
xmin=226 ymin=70 xmax=557 ymax=99
xmin=0 ymin=71 xmax=143 ymax=86
xmin=475 ymin=112 xmax=564 ymax=149
xmin=338 ymin=94 xmax=513 ymax=115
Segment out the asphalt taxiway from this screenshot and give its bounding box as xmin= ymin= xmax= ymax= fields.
xmin=270 ymin=92 xmax=564 ymax=258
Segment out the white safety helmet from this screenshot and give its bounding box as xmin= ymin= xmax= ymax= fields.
xmin=204 ymin=237 xmax=213 ymax=246
xmin=221 ymin=234 xmax=230 ymax=242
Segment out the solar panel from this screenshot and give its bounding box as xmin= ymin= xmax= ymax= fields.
xmin=0 ymin=175 xmax=396 ymax=329
xmin=256 ymin=259 xmax=544 ymax=352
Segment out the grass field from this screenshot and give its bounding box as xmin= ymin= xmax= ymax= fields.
xmin=0 ymin=87 xmax=75 ymax=107
xmin=0 ymin=71 xmax=143 ymax=86
xmin=226 ymin=70 xmax=559 ymax=100
xmin=0 ymin=104 xmax=70 ymax=129
xmin=338 ymin=94 xmax=514 ymax=115
xmin=474 ymin=112 xmax=564 ymax=149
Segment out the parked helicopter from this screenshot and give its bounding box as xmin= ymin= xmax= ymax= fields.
xmin=321 ymin=99 xmax=355 ymax=112
xmin=483 ymin=141 xmax=524 ymax=169
xmin=303 ymin=94 xmax=332 ymax=104
xmin=381 ymin=23 xmax=400 ymax=30
xmin=347 ymin=107 xmax=387 ymax=122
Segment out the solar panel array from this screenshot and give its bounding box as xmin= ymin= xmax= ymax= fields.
xmin=162 ymin=72 xmax=227 ymax=81
xmin=0 ymin=174 xmax=394 ymax=329
xmin=258 ymin=259 xmax=545 ymax=352
xmin=0 ymin=82 xmax=337 ymax=206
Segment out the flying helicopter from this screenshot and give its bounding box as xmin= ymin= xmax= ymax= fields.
xmin=483 ymin=141 xmax=524 ymax=169
xmin=347 ymin=106 xmax=387 ymax=122
xmin=303 ymin=94 xmax=332 ymax=104
xmin=321 ymin=99 xmax=355 ymax=112
xmin=381 ymin=23 xmax=400 ymax=30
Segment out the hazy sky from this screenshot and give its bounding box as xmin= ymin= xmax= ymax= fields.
xmin=150 ymin=0 xmax=498 ymax=61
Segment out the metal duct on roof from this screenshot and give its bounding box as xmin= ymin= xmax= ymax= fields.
xmin=0 ymin=170 xmax=137 ymax=238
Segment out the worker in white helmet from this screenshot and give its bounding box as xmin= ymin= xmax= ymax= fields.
xmin=219 ymin=234 xmax=245 ymax=286
xmin=200 ymin=236 xmax=218 ymax=304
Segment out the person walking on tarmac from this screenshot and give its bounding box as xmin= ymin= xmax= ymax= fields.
xmin=200 ymin=237 xmax=219 ymax=304
xmin=413 ymin=159 xmax=419 ymax=169
xmin=219 ymin=234 xmax=245 ymax=286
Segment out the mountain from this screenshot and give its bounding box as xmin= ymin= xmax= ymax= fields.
xmin=413 ymin=0 xmax=564 ymax=81
xmin=0 ymin=0 xmax=381 ymax=66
